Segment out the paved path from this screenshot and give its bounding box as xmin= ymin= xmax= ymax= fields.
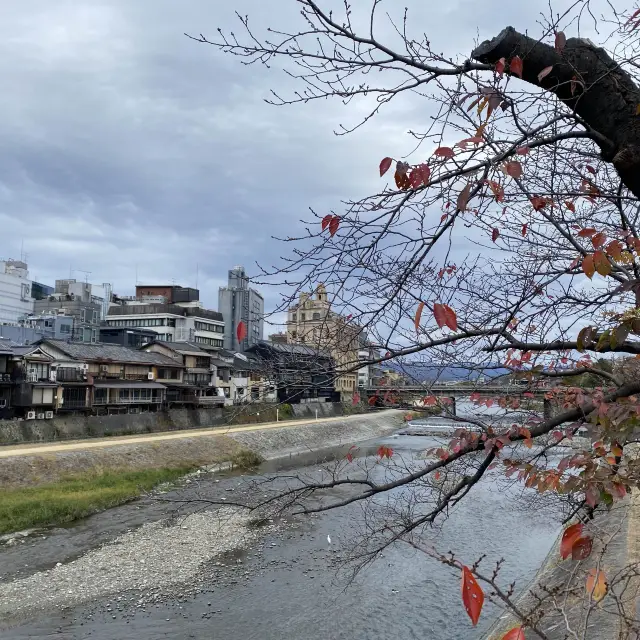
xmin=0 ymin=410 xmax=400 ymax=459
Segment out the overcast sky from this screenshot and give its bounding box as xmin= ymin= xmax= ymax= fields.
xmin=0 ymin=0 xmax=575 ymax=326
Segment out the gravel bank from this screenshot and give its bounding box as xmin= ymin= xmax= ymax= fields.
xmin=0 ymin=507 xmax=269 ymax=622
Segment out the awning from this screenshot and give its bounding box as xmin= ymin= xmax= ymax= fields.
xmin=93 ymin=381 xmax=167 ymax=390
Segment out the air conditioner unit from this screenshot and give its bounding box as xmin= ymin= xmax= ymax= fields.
xmin=0 ymin=399 xmax=6 ymax=408
xmin=45 ymin=411 xmax=54 ymax=419
xmin=210 ymin=365 xmax=216 ymax=372
xmin=81 ymin=364 xmax=89 ymax=371
xmin=37 ymin=413 xmax=45 ymax=420
xmin=49 ymin=371 xmax=57 ymax=382
xmin=27 ymin=370 xmax=38 ymax=382
xmin=148 ymin=372 xmax=155 ymax=380
xmin=26 ymin=411 xmax=36 ymax=420
xmin=208 ymin=381 xmax=215 ymax=386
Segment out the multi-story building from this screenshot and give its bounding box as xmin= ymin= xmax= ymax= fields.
xmin=0 ymin=259 xmax=34 ymax=325
xmin=99 ymin=326 xmax=158 ymax=348
xmin=218 ymin=266 xmax=264 ymax=352
xmin=357 ymin=338 xmax=384 ymax=388
xmin=33 ymin=279 xmax=108 ymax=343
xmin=105 ymin=301 xmax=225 ymax=350
xmin=31 ymin=281 xmax=54 ymax=301
xmin=286 ymin=284 xmax=359 ymax=401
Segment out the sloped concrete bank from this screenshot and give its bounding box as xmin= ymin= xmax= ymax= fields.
xmin=0 ymin=410 xmax=403 ymax=489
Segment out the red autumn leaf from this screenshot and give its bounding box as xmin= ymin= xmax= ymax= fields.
xmin=434 ymin=146 xmax=455 ymax=159
xmin=585 ymin=484 xmax=599 ymax=508
xmin=368 ymin=395 xmax=377 ymax=406
xmin=565 ymin=200 xmax=576 ymax=213
xmin=433 ymin=303 xmax=457 ymax=331
xmin=379 ymin=157 xmax=393 ymax=177
xmin=395 ymin=171 xmax=411 ymax=190
xmin=572 ymin=536 xmax=593 ymax=560
xmin=578 ymin=227 xmax=596 ymax=238
xmin=593 ymin=250 xmax=611 ymax=276
xmin=591 ymin=232 xmax=606 ymax=249
xmin=502 ymin=626 xmax=526 ymax=640
xmin=505 ymin=160 xmax=523 ymax=179
xmin=321 ymin=214 xmax=332 ymax=231
xmin=555 ymin=31 xmax=566 ymax=52
xmin=530 ymin=196 xmax=547 ymax=211
xmin=523 ymin=438 xmax=533 ymax=449
xmin=457 ymin=183 xmax=472 ymax=211
xmin=419 ymin=163 xmax=431 ymax=185
xmin=414 ymin=301 xmax=425 ymax=332
xmin=329 ymin=216 xmax=340 ymax=237
xmin=560 ymin=522 xmax=584 ymax=559
xmin=510 ymin=55 xmax=523 ymax=79
xmin=606 ymin=240 xmax=623 ymax=260
xmin=516 ymin=146 xmax=530 ymax=155
xmin=582 ymin=254 xmax=595 ymax=279
xmin=521 ymin=223 xmax=528 ymax=237
xmin=611 ymin=482 xmax=627 ymax=499
xmin=495 ymin=57 xmax=506 ymax=76
xmin=461 ymin=566 xmax=484 ymax=626
xmin=538 ymin=65 xmax=553 ymax=82
xmin=409 ymin=168 xmax=423 ymax=189
xmin=352 ymin=392 xmax=360 ymax=406
xmin=236 ymin=320 xmax=247 ymax=343
xmin=586 ymin=165 xmax=596 ymax=175
xmin=485 ymin=180 xmax=504 ymax=202
xmin=492 ymin=228 xmax=500 ymax=243
xmin=377 ymin=445 xmax=393 ymax=459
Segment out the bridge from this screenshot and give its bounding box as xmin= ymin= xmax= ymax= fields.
xmin=363 ymin=383 xmax=551 ymax=417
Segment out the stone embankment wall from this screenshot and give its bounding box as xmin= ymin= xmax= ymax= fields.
xmin=0 ymin=402 xmax=359 ymax=445
xmin=0 ymin=410 xmax=403 ymax=489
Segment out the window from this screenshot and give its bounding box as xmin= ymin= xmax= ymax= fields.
xmin=251 ymin=386 xmax=260 ymax=400
xmin=313 ymin=312 xmax=320 ymax=320
xmin=92 ymin=310 xmax=98 ymax=324
xmin=195 ymin=357 xmax=210 ymax=369
xmin=301 ymin=313 xmax=306 ymax=321
xmin=80 ymin=309 xmax=86 ymax=323
xmin=157 ymin=368 xmax=179 ymax=380
xmin=28 ymin=362 xmax=49 ymax=381
xmin=60 ymin=323 xmax=71 ymax=334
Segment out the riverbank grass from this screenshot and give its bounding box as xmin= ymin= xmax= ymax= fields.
xmin=0 ymin=466 xmax=195 ymax=534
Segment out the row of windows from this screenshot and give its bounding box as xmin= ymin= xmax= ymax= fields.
xmin=157 ymin=368 xmax=180 ymax=380
xmin=194 ymin=321 xmax=224 ymax=333
xmin=194 ymin=336 xmax=224 ymax=347
xmin=291 ymin=312 xmax=323 ymax=322
xmin=107 ymin=318 xmax=176 ymax=328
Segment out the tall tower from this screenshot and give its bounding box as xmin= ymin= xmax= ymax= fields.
xmin=218 ymin=266 xmax=265 ymax=351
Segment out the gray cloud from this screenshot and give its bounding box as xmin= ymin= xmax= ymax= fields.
xmin=0 ymin=0 xmax=572 ymax=314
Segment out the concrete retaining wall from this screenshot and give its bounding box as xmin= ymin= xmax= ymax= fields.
xmin=0 ymin=402 xmax=354 ymax=445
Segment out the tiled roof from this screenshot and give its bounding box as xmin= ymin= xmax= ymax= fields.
xmin=250 ymin=340 xmax=331 ymax=358
xmin=40 ymin=339 xmax=180 ymax=367
xmin=147 ymin=340 xmax=211 ymax=356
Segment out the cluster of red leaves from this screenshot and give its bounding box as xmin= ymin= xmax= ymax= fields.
xmin=321 ymin=214 xmax=340 ymax=237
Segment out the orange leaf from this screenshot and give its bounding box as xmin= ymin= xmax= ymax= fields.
xmin=495 ymin=57 xmax=506 ymax=76
xmin=485 ymin=180 xmax=504 ymax=202
xmin=523 ymin=438 xmax=533 ymax=449
xmin=611 ymin=443 xmax=623 ymax=457
xmin=560 ymin=522 xmax=584 ymax=559
xmin=457 ymin=183 xmax=472 ymax=211
xmin=582 ymin=254 xmax=595 ymax=279
xmin=379 ymin=157 xmax=393 ymax=177
xmin=586 ymin=568 xmax=607 ymax=602
xmin=593 ymin=251 xmax=611 ymax=276
xmin=461 ymin=566 xmax=484 ymax=626
xmin=510 ymin=55 xmax=523 ymax=79
xmin=414 ymin=301 xmax=425 ymax=332
xmin=502 ymin=627 xmax=526 ymax=640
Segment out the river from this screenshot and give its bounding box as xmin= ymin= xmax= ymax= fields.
xmin=0 ymin=404 xmax=561 ymax=639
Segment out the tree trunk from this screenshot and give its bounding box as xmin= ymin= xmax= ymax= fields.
xmin=472 ymin=27 xmax=640 ymax=199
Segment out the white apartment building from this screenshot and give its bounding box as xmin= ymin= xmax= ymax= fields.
xmin=0 ymin=259 xmax=35 ymax=325
xmin=106 ymin=301 xmax=225 ymax=349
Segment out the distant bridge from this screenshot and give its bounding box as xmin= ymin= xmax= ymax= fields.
xmin=364 ymin=384 xmax=550 ymax=417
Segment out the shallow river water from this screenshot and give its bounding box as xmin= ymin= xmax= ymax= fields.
xmin=0 ymin=409 xmax=560 ymax=640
